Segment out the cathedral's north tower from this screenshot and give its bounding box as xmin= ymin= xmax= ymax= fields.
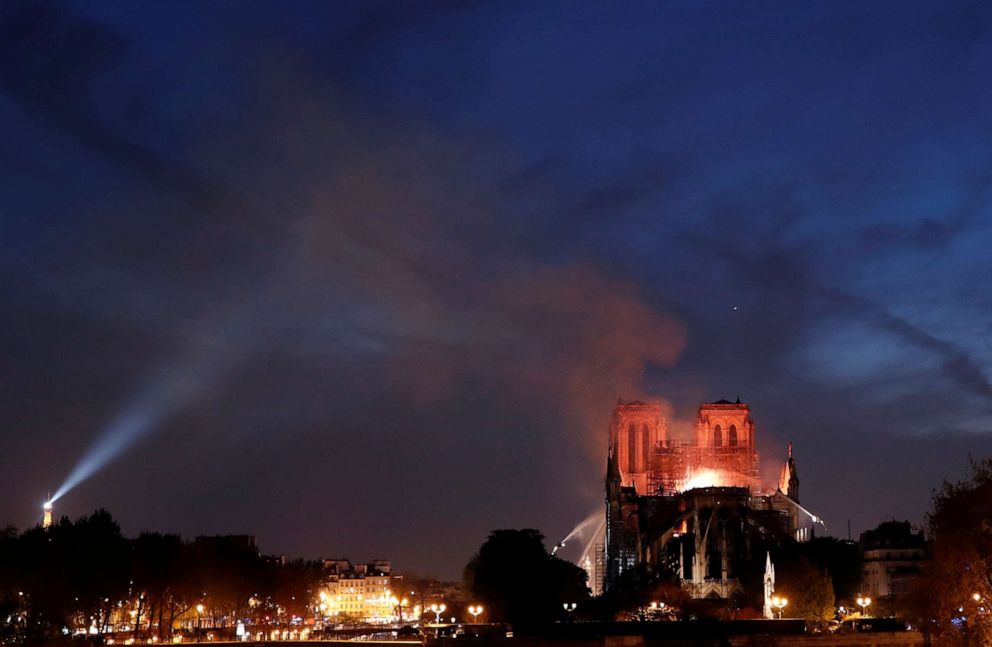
xmin=611 ymin=399 xmax=668 ymax=493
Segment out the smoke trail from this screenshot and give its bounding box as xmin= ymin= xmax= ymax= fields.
xmin=49 ymin=351 xmax=225 ymax=504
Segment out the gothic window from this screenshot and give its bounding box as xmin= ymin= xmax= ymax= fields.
xmin=627 ymin=423 xmax=637 ymax=472
xmin=728 ymin=424 xmax=738 ymax=447
xmin=642 ymin=424 xmax=650 ymax=470
xmin=713 ymin=424 xmax=723 ymax=447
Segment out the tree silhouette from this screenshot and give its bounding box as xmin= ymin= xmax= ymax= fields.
xmin=773 ymin=555 xmax=835 ymax=621
xmin=903 ymin=458 xmax=992 ymax=646
xmin=0 ymin=510 xmax=329 ymax=643
xmin=464 ymin=529 xmax=588 ymax=630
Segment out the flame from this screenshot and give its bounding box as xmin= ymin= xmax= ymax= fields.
xmin=680 ymin=468 xmax=750 ymax=491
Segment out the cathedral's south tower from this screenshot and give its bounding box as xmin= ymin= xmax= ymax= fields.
xmin=611 ymin=399 xmax=668 ymax=494
xmin=689 ymin=399 xmax=761 ymax=490
xmin=695 ymin=399 xmax=755 ymax=448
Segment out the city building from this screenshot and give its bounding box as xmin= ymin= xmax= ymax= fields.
xmin=605 ymin=398 xmax=823 ymax=600
xmin=319 ymin=560 xmax=403 ymax=624
xmin=859 ymin=521 xmax=925 ymax=599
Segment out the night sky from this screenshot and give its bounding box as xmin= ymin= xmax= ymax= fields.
xmin=2 ymin=1 xmax=992 ymax=579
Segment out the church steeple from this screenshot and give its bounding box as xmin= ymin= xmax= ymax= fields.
xmin=763 ymin=552 xmax=776 ymax=618
xmin=778 ymin=442 xmax=800 ymax=502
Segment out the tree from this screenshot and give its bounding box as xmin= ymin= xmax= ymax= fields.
xmin=0 ymin=510 xmax=333 ymax=644
xmin=904 ymin=458 xmax=992 ymax=646
xmin=268 ymin=558 xmax=323 ymax=621
xmin=800 ymin=537 xmax=861 ymax=603
xmin=774 ymin=556 xmax=835 ymax=622
xmin=464 ymin=529 xmax=588 ymax=629
xmin=132 ymin=532 xmax=183 ymax=640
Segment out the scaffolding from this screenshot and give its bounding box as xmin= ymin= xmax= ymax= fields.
xmin=647 ymin=441 xmax=760 ymax=495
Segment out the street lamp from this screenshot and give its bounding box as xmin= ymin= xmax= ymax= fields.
xmin=429 ymin=604 xmax=447 ymax=624
xmin=856 ymin=596 xmax=872 ymax=617
xmin=388 ymin=596 xmax=410 ymax=622
xmin=771 ymin=596 xmax=787 ymax=619
xmin=468 ymin=605 xmax=483 ymax=623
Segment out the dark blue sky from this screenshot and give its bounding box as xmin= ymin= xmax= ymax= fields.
xmin=2 ymin=0 xmax=991 ymax=577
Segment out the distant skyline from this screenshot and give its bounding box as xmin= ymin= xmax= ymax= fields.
xmin=2 ymin=0 xmax=991 ymax=578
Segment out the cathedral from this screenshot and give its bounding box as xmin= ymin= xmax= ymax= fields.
xmin=603 ymin=398 xmax=820 ymax=601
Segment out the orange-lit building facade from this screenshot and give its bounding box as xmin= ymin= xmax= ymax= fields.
xmin=610 ymin=399 xmax=762 ymax=495
xmin=605 ymin=398 xmax=817 ymax=600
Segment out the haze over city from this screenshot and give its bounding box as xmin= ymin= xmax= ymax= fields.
xmin=2 ymin=0 xmax=992 ymax=583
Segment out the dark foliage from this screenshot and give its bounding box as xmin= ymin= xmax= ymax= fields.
xmin=464 ymin=529 xmax=588 ymax=629
xmin=798 ymin=537 xmax=861 ymax=603
xmin=0 ymin=510 xmax=323 ymax=644
xmin=772 ymin=556 xmax=835 ymax=621
xmin=902 ymin=458 xmax=992 ymax=646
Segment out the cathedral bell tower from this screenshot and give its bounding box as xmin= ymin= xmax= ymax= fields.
xmin=695 ymin=398 xmax=755 ymax=448
xmin=610 ymin=399 xmax=667 ymax=494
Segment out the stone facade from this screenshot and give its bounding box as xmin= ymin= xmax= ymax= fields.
xmin=860 ymin=521 xmax=925 ymax=599
xmin=605 ymin=398 xmax=822 ymax=598
xmin=610 ymin=399 xmax=760 ymax=496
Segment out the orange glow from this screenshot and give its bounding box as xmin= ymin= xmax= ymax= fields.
xmin=680 ymin=467 xmax=751 ymax=491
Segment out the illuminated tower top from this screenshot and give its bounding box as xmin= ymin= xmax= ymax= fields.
xmin=695 ymin=399 xmax=755 ymax=448
xmin=42 ymin=500 xmax=53 ymax=529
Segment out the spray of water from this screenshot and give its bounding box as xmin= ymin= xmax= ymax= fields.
xmin=575 ymin=516 xmax=606 ymax=570
xmin=553 ymin=511 xmax=605 ymax=563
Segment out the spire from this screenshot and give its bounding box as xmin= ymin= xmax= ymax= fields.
xmin=779 ymin=442 xmax=800 ymax=503
xmin=607 ymin=437 xmax=620 ymax=481
xmin=606 ymin=423 xmax=621 ymax=498
xmin=763 ymin=552 xmax=775 ymax=619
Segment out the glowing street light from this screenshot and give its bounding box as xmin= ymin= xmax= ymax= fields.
xmin=856 ymin=596 xmax=872 ymax=617
xmin=390 ymin=596 xmax=409 ymax=622
xmin=429 ymin=603 xmax=447 ymax=623
xmin=468 ymin=605 xmax=484 ymax=623
xmin=771 ymin=596 xmax=787 ymax=619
